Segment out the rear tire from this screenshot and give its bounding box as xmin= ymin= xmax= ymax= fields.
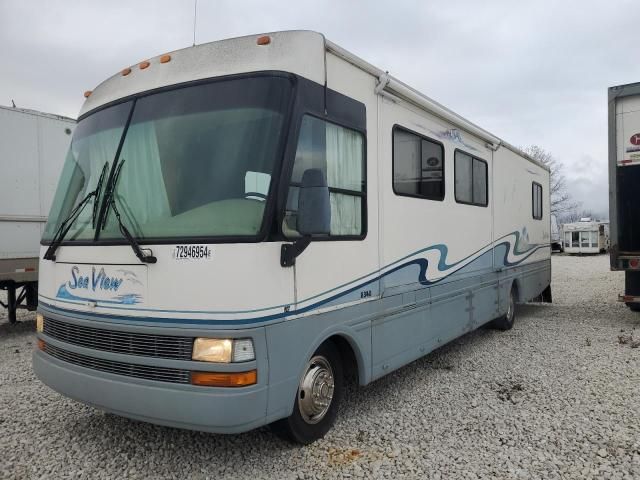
xmin=272 ymin=341 xmax=343 ymax=445
xmin=627 ymin=303 xmax=640 ymax=312
xmin=491 ymin=285 xmax=517 ymax=330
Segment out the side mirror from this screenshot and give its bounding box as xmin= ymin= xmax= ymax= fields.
xmin=297 ymin=168 xmax=330 ymax=236
xmin=280 ymin=168 xmax=331 ymax=267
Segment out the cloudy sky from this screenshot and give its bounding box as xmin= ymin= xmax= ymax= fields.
xmin=3 ymin=0 xmax=639 ymax=218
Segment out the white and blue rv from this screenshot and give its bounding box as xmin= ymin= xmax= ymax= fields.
xmin=33 ymin=31 xmax=551 ymax=444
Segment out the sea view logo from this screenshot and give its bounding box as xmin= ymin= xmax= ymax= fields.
xmin=68 ymin=266 xmax=123 ymax=292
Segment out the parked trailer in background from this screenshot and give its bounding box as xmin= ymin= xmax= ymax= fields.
xmin=0 ymin=106 xmax=75 ymax=323
xmin=562 ymin=218 xmax=608 ymax=254
xmin=609 ymin=83 xmax=640 ymax=311
xmin=33 ymin=31 xmax=551 ymax=443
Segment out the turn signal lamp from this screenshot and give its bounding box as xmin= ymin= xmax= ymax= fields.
xmin=191 ymin=370 xmax=257 ymax=387
xmin=36 ymin=313 xmax=44 ymax=333
xmin=256 ymin=35 xmax=271 ymax=45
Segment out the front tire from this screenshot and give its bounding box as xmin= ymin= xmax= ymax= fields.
xmin=491 ymin=285 xmax=517 ymax=330
xmin=272 ymin=341 xmax=343 ymax=444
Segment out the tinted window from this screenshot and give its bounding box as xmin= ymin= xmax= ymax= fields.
xmin=393 ymin=127 xmax=444 ymax=200
xmin=455 ymin=151 xmax=488 ymax=207
xmin=283 ymin=115 xmax=365 ymax=238
xmin=532 ymin=182 xmax=543 ymax=219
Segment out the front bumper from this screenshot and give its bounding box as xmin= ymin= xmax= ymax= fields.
xmin=33 ymin=348 xmax=269 ymax=434
xmin=33 ymin=306 xmax=272 ymax=434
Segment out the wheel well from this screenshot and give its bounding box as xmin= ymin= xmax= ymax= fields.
xmin=511 ymin=280 xmax=520 ymax=302
xmin=325 ymin=335 xmax=359 ymax=384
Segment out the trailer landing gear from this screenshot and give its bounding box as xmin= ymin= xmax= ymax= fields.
xmin=0 ymin=282 xmax=38 ymax=324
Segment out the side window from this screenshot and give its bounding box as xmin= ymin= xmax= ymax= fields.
xmin=532 ymin=182 xmax=543 ymax=219
xmin=454 ymin=151 xmax=488 ymax=207
xmin=393 ymin=127 xmax=444 ymax=201
xmin=283 ymin=115 xmax=365 ymax=238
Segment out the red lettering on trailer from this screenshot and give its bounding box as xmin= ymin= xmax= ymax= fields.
xmin=630 ymin=133 xmax=640 ymax=145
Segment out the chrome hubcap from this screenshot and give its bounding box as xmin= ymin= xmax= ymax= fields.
xmin=298 ymin=355 xmax=334 ymax=424
xmin=507 ymin=291 xmax=515 ymax=322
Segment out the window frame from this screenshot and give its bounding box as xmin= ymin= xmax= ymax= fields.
xmin=391 ymin=124 xmax=445 ymax=202
xmin=453 ymin=149 xmax=489 ymax=208
xmin=532 ymin=181 xmax=543 ymax=220
xmin=281 ymin=112 xmax=368 ymax=241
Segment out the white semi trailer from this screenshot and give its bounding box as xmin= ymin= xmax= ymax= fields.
xmin=0 ymin=106 xmax=75 ymax=323
xmin=609 ymin=83 xmax=640 ymax=311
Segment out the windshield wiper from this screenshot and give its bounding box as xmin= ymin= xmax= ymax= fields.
xmin=101 ymin=159 xmax=157 ymax=264
xmin=43 ymin=161 xmax=109 ymax=261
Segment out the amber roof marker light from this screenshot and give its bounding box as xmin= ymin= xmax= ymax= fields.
xmin=160 ymin=54 xmax=171 ymax=64
xmin=83 ymin=90 xmax=92 ymax=98
xmin=121 ymin=67 xmax=132 ymax=76
xmin=256 ymin=35 xmax=271 ymax=46
xmin=139 ymin=60 xmax=150 ymax=70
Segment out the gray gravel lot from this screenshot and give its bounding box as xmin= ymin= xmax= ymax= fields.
xmin=1 ymin=254 xmax=639 ymax=479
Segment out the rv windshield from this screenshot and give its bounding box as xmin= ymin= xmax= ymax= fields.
xmin=43 ymin=75 xmax=291 ymax=243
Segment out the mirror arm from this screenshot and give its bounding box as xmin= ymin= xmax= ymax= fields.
xmin=280 ymin=237 xmax=312 ymax=267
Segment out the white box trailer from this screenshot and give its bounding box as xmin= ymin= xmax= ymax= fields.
xmin=609 ymin=83 xmax=640 ymax=311
xmin=562 ymin=218 xmax=608 ymax=254
xmin=0 ymin=106 xmax=75 ymax=323
xmin=33 ymin=31 xmax=551 ymax=442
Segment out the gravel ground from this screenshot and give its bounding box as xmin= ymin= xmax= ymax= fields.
xmin=1 ymin=254 xmax=639 ymax=479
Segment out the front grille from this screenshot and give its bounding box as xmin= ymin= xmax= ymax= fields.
xmin=42 ymin=342 xmax=191 ymax=384
xmin=43 ymin=317 xmax=193 ymax=360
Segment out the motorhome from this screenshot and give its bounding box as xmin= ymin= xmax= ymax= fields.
xmin=562 ymin=218 xmax=608 ymax=254
xmin=609 ymin=82 xmax=640 ymax=311
xmin=0 ymin=106 xmax=75 ymax=323
xmin=33 ymin=31 xmax=551 ymax=443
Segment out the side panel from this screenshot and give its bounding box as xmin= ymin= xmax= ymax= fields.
xmin=373 ymin=95 xmax=497 ymax=376
xmin=492 ymin=146 xmax=550 ymax=305
xmin=0 ymin=110 xmax=73 ymax=262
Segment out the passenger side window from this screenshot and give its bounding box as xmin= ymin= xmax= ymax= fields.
xmin=393 ymin=127 xmax=444 ymax=201
xmin=532 ymin=182 xmax=543 ymax=220
xmin=283 ymin=115 xmax=365 ymax=238
xmin=454 ymin=151 xmax=488 ymax=207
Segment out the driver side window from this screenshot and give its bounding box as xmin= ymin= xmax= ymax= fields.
xmin=283 ymin=115 xmax=366 ymax=238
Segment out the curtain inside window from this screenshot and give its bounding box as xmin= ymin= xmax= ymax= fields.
xmin=111 ymin=122 xmax=171 ymax=234
xmin=326 ymin=123 xmax=363 ymax=235
xmin=284 ymin=116 xmax=364 ymax=237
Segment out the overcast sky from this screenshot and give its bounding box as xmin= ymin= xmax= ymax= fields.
xmin=3 ymin=0 xmax=639 ymax=219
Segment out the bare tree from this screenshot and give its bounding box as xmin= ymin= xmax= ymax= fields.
xmin=522 ymin=145 xmax=578 ymax=216
xmin=558 ymin=210 xmax=598 ymax=224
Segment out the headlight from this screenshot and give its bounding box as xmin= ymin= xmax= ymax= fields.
xmin=192 ymin=338 xmax=255 ymax=363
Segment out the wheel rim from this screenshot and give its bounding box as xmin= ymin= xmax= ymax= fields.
xmin=298 ymin=355 xmax=335 ymax=424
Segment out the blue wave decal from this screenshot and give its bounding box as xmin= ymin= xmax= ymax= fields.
xmin=45 ymin=230 xmax=548 ymax=324
xmin=56 ymin=284 xmax=142 ymax=305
